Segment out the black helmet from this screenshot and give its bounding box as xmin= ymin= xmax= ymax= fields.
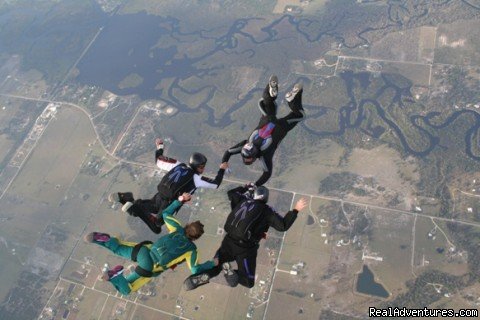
xmin=241 ymin=142 xmax=258 ymax=165
xmin=253 ymin=186 xmax=269 ymax=202
xmin=189 ymin=152 xmax=207 ymax=172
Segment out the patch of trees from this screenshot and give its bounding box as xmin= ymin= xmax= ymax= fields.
xmin=382 ymin=269 xmax=468 ymax=312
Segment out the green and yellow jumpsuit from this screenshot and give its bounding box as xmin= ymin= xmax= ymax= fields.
xmin=92 ymin=200 xmax=214 ymax=295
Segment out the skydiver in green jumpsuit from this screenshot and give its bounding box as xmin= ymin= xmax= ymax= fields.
xmin=84 ymin=193 xmax=217 ymax=295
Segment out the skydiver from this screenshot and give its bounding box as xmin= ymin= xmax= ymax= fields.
xmin=109 ymin=138 xmax=228 ymax=234
xmin=85 ymin=193 xmax=218 ymax=296
xmin=183 ymin=185 xmax=307 ymax=290
xmin=222 ymin=75 xmax=306 ymax=186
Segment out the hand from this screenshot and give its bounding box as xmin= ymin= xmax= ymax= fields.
xmin=245 ymin=182 xmax=256 ymax=190
xmin=179 ymin=193 xmax=192 ymax=202
xmin=155 ymin=138 xmax=164 ymax=149
xmin=220 ymin=162 xmax=229 ymax=170
xmin=213 ymin=257 xmax=219 ymax=266
xmin=294 ymin=198 xmax=308 ymax=212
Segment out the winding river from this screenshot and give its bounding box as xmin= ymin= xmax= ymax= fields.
xmin=76 ymin=7 xmax=480 ymax=160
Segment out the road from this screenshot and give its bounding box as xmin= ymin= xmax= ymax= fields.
xmin=3 ymin=93 xmax=477 ymax=320
xmin=2 ymin=93 xmax=480 ymax=231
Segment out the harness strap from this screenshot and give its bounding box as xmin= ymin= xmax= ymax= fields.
xmin=258 ymin=122 xmax=275 ymax=138
xmin=131 ymin=241 xmax=153 ymax=262
xmin=135 ymin=265 xmax=154 ymax=278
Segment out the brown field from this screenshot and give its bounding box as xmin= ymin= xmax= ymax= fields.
xmin=131 ymin=305 xmax=173 ymax=320
xmin=64 ymin=283 xmax=108 ymax=320
xmin=413 ymin=217 xmax=468 ymax=276
xmin=272 ymin=139 xmax=345 ymax=195
xmin=367 ymin=208 xmax=414 ymax=296
xmin=8 ymin=107 xmax=96 ymax=204
xmin=346 ymin=145 xmax=419 ymax=209
xmin=339 ymin=57 xmax=431 ymax=86
xmin=435 ymin=19 xmax=480 ymax=66
xmin=0 ymin=99 xmax=18 ymax=165
xmin=272 ymin=0 xmax=327 ymax=14
xmin=419 ymin=26 xmax=437 ymax=63
xmin=342 ymin=26 xmax=436 ymax=65
xmin=369 ymin=28 xmax=422 ymax=62
xmin=99 ymin=297 xmax=136 ymax=320
xmin=14 ymin=84 xmax=478 ymax=319
xmin=451 ymin=189 xmax=480 ymax=223
xmin=0 ymin=245 xmax=24 ymax=301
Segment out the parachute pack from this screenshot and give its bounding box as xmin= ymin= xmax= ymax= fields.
xmin=157 ymin=164 xmax=195 ymax=200
xmin=249 ymin=122 xmax=275 ymax=151
xmin=224 ymin=199 xmax=265 ymax=242
xmin=149 ymin=232 xmax=196 ymax=266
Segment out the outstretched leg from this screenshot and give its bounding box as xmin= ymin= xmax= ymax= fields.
xmin=85 ymin=233 xmax=135 ymax=260
xmin=84 ymin=233 xmax=154 ymax=295
xmin=108 ymin=192 xmax=135 ymax=205
xmin=123 ymin=199 xmax=163 ymax=234
xmin=234 ymin=250 xmax=257 ymax=288
xmin=281 ymin=83 xmax=305 ymax=131
xmin=258 ymin=75 xmax=279 ymax=123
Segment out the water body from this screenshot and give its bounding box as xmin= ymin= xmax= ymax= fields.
xmin=356 ymin=265 xmax=389 ymax=298
xmin=76 ymin=13 xmax=273 ymax=127
xmin=77 ymin=13 xmax=197 ymax=99
xmin=76 ymin=12 xmax=480 ymax=159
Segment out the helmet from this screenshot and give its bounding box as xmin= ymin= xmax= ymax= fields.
xmin=253 ymin=186 xmax=269 ymax=202
xmin=189 ymin=152 xmax=207 ymax=172
xmin=241 ymin=143 xmax=258 ymax=165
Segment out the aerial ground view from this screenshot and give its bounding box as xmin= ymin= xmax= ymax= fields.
xmin=1 ymin=0 xmax=480 ymax=319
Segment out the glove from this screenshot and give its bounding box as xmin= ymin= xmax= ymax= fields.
xmin=244 ymin=182 xmax=256 ymax=198
xmin=245 ymin=182 xmax=256 ymax=191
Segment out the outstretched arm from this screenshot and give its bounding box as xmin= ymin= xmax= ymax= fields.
xmin=162 ymin=194 xmax=192 ymax=233
xmin=254 ymin=154 xmax=273 ymax=186
xmin=185 ymin=249 xmax=216 ymax=275
xmin=266 ymin=207 xmax=298 ymax=232
xmin=162 ymin=200 xmax=184 ymax=233
xmin=193 ymin=163 xmax=228 ymax=189
xmin=266 ymin=198 xmax=307 ymax=231
xmin=155 ymin=139 xmax=181 ymax=171
xmin=222 ymin=140 xmax=247 ymax=162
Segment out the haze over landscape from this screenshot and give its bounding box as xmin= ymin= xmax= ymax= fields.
xmin=1 ymin=0 xmax=480 ymax=319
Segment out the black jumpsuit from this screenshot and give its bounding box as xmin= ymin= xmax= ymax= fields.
xmin=117 ymin=149 xmax=225 ymax=234
xmin=222 ymin=83 xmax=305 ymax=186
xmin=206 ymin=186 xmax=298 ymax=288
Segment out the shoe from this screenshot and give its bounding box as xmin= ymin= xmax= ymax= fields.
xmin=103 ymin=265 xmax=124 ymax=280
xmin=84 ymin=232 xmax=110 ymax=243
xmin=285 ymin=82 xmax=303 ymax=102
xmin=183 ymin=272 xmax=210 ymax=291
xmin=121 ymin=202 xmax=133 ymax=213
xmin=224 ymin=270 xmax=239 ymax=287
xmin=222 ymin=262 xmax=234 ymax=275
xmin=268 ymin=75 xmax=278 ymax=98
xmin=108 ymin=192 xmax=120 ymax=203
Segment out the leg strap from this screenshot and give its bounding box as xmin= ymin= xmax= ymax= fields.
xmin=135 ymin=265 xmax=154 ymax=278
xmin=131 ymin=241 xmax=153 ymax=262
